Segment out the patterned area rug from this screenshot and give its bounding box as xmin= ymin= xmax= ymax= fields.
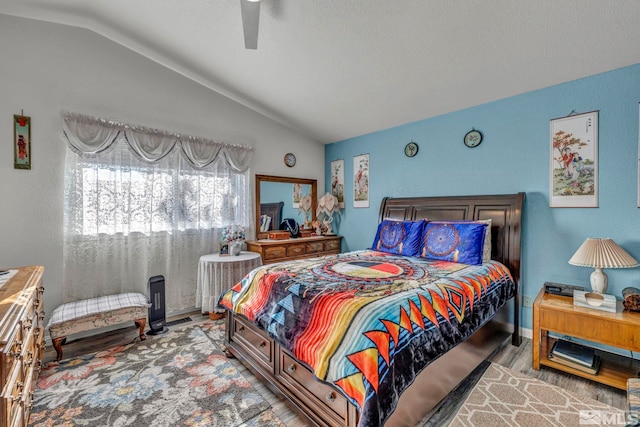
xmin=29 ymin=322 xmax=285 ymax=427
xmin=448 ymin=363 xmax=625 ymax=426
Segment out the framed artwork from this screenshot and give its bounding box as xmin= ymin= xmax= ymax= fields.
xmin=219 ymin=243 xmax=229 ymax=256
xmin=14 ymin=114 xmax=31 ymax=170
xmin=330 ymin=159 xmax=345 ymax=209
xmin=292 ymin=183 xmax=302 ymax=208
xmin=353 ymin=154 xmax=369 ymax=208
xmin=550 ymin=111 xmax=598 ymax=208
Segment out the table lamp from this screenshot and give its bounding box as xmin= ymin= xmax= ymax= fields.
xmin=568 ymin=238 xmax=638 ymax=293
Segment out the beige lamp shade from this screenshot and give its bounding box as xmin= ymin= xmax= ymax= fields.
xmin=568 ymin=238 xmax=638 ymax=293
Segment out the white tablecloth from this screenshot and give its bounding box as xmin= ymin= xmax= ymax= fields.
xmin=196 ymin=251 xmax=262 ymax=314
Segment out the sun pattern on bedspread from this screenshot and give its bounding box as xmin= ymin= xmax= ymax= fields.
xmin=218 ymin=250 xmax=516 ymax=426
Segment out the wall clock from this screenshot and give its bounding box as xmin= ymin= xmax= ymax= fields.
xmin=464 ymin=130 xmax=483 ymax=148
xmin=404 ymin=141 xmax=419 ymax=157
xmin=284 ymin=152 xmax=296 ymax=167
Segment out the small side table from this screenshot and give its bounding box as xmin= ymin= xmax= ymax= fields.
xmin=532 ymin=286 xmax=640 ymax=390
xmin=196 ymin=251 xmax=262 ymax=320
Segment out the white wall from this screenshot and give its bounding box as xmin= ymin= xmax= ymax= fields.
xmin=0 ymin=14 xmax=324 ymax=320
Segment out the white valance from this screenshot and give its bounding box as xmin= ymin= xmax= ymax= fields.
xmin=62 ymin=111 xmax=253 ymax=171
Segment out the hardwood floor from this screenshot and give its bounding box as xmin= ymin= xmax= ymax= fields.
xmin=42 ymin=313 xmax=627 ymax=426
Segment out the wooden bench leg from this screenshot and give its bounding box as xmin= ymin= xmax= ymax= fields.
xmin=134 ymin=318 xmax=147 ymax=341
xmin=52 ymin=336 xmax=66 ymax=361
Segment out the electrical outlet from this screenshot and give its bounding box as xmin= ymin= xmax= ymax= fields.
xmin=523 ymin=295 xmax=533 ymax=308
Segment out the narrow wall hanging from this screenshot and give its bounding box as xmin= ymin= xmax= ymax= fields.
xmin=353 ymin=154 xmax=369 ymax=208
xmin=331 ymin=159 xmax=345 ymax=209
xmin=550 ymin=111 xmax=598 ymax=207
xmin=14 ymin=113 xmax=31 ymax=169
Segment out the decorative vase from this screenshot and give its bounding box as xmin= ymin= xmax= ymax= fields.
xmin=230 ymin=241 xmax=242 ymax=256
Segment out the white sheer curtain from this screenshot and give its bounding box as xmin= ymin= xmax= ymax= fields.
xmin=62 ymin=112 xmax=253 ymax=313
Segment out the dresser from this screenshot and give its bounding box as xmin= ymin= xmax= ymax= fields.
xmin=0 ymin=266 xmax=45 ymax=427
xmin=246 ymin=235 xmax=342 ymax=264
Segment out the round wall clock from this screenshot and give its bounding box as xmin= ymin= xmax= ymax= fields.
xmin=464 ymin=130 xmax=483 ymax=148
xmin=404 ymin=141 xmax=419 ymax=157
xmin=284 ymin=152 xmax=296 ymax=167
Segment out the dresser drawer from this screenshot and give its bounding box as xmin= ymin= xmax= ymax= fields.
xmin=21 ymin=371 xmax=34 ymax=427
xmin=19 ymin=329 xmax=37 ymax=382
xmin=0 ymin=266 xmax=44 ymax=427
xmin=231 ymin=316 xmax=274 ymax=373
xmin=264 ymin=246 xmax=287 ymax=261
xmin=306 ymin=241 xmax=325 ymax=254
xmin=324 ymin=239 xmax=340 ymax=252
xmin=1 ymin=362 xmax=24 ymax=427
xmin=286 ymin=244 xmax=306 ymax=257
xmin=278 ymin=350 xmax=348 ymax=422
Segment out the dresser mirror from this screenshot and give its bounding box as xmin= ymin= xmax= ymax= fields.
xmin=255 ymin=174 xmax=317 ymax=239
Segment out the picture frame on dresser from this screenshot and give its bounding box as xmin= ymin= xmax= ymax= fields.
xmin=219 ymin=243 xmax=229 ymax=256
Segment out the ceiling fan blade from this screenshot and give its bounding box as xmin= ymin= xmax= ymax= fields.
xmin=240 ymin=0 xmax=260 ymax=49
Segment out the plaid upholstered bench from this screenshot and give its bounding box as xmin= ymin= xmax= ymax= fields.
xmin=46 ymin=292 xmax=150 ymax=361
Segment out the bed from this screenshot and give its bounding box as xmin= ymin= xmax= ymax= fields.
xmin=220 ymin=193 xmax=524 ymax=426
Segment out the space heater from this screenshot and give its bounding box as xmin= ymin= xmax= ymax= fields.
xmin=147 ymin=275 xmax=169 ymax=335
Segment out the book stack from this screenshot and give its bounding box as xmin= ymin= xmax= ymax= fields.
xmin=549 ymin=339 xmax=601 ymax=375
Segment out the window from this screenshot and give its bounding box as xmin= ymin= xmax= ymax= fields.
xmin=62 ymin=112 xmax=253 ymax=312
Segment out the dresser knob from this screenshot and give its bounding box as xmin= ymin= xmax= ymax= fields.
xmin=259 ymin=341 xmax=267 ymax=348
xmin=286 ymin=364 xmax=296 ymax=373
xmin=326 ymin=392 xmax=336 ymax=403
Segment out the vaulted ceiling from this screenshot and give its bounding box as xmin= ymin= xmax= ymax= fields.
xmin=2 ymin=1 xmax=640 ymax=143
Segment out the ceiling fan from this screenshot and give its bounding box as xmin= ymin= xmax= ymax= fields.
xmin=240 ymin=0 xmax=261 ymax=49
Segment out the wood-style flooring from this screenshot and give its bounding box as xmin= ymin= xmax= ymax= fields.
xmin=41 ymin=312 xmax=627 ymax=426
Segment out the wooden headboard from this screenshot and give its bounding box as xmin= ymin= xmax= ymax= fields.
xmin=379 ymin=192 xmax=525 ymax=345
xmin=260 ymin=202 xmax=284 ymax=232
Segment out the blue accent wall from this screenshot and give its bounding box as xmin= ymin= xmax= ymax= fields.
xmin=325 ymin=63 xmax=640 ymax=331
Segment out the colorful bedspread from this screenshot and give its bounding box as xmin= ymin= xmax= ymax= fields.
xmin=218 ymin=250 xmax=516 ymax=426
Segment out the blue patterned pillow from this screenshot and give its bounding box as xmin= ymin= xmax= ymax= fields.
xmin=372 ymin=220 xmax=425 ymax=256
xmin=420 ymin=221 xmax=487 ymax=265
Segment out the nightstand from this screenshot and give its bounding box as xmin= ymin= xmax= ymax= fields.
xmin=532 ymin=286 xmax=640 ymax=390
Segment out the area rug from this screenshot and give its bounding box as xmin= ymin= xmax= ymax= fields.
xmin=29 ymin=322 xmax=285 ymax=427
xmin=448 ymin=363 xmax=625 ymax=426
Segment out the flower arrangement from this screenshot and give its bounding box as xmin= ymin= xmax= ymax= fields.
xmin=222 ymin=224 xmax=246 ymax=243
